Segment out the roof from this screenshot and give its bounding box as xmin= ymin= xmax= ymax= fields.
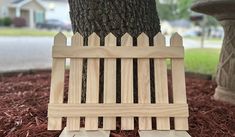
xmin=12 ymin=0 xmax=24 ymax=4
xmin=9 ymin=0 xmax=46 ymax=10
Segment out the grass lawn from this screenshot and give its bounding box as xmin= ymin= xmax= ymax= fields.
xmin=184 ymin=48 xmax=220 ymax=75
xmin=185 ymin=36 xmax=223 ymax=43
xmin=0 ymin=27 xmax=72 ymax=37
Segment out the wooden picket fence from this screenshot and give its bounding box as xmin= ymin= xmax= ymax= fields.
xmin=47 ymin=32 xmax=189 ymax=132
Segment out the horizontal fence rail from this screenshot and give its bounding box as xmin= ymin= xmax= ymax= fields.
xmin=52 ymin=46 xmax=184 ymax=59
xmin=48 ymin=32 xmax=189 ymax=131
xmin=48 ymin=104 xmax=189 ymax=117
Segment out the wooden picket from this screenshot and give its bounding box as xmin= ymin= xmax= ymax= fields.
xmin=121 ymin=33 xmax=134 ymax=130
xmin=137 ymin=33 xmax=152 ymax=130
xmin=170 ymin=33 xmax=189 ymax=130
xmin=103 ymin=33 xmax=117 ymax=130
xmin=85 ymin=33 xmax=100 ymax=130
xmin=48 ymin=32 xmax=190 ymax=136
xmin=154 ymin=33 xmax=170 ymax=130
xmin=48 ymin=32 xmax=66 ymax=130
xmin=66 ymin=33 xmax=83 ymax=131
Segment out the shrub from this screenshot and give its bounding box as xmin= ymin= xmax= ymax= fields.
xmin=13 ymin=17 xmax=26 ymax=27
xmin=0 ymin=18 xmax=3 ymax=26
xmin=3 ymin=17 xmax=12 ymax=26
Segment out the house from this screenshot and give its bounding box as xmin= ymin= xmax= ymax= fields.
xmin=0 ymin=0 xmax=46 ymax=28
xmin=161 ymin=19 xmax=192 ymax=35
xmin=0 ymin=0 xmax=71 ymax=28
xmin=41 ymin=0 xmax=70 ymax=24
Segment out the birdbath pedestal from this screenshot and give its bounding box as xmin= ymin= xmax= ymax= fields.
xmin=192 ymin=0 xmax=235 ymax=105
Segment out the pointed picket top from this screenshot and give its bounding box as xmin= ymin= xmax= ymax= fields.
xmin=88 ymin=32 xmax=100 ymax=47
xmin=71 ymin=32 xmax=83 ymax=47
xmin=170 ymin=32 xmax=183 ymax=47
xmin=105 ymin=33 xmax=116 ymax=47
xmin=121 ymin=33 xmax=133 ymax=47
xmin=137 ymin=33 xmax=149 ymax=47
xmin=54 ymin=32 xmax=67 ymax=46
xmin=154 ymin=32 xmax=166 ymax=47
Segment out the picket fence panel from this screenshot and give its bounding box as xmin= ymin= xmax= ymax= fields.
xmin=48 ymin=32 xmax=189 ymax=131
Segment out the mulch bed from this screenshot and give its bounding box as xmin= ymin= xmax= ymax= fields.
xmin=0 ymin=71 xmax=235 ymax=137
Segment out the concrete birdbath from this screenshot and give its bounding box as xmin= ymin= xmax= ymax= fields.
xmin=191 ymin=0 xmax=235 ymax=105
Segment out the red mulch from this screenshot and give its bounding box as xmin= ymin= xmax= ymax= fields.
xmin=0 ymin=71 xmax=235 ymax=137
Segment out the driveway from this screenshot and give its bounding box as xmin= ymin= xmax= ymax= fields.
xmin=0 ymin=36 xmax=222 ymax=73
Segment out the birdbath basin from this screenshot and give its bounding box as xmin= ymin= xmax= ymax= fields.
xmin=191 ymin=0 xmax=235 ymax=21
xmin=192 ymin=0 xmax=235 ymax=105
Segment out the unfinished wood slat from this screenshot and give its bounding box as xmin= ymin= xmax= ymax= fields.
xmin=137 ymin=33 xmax=152 ymax=130
xmin=139 ymin=130 xmax=191 ymax=137
xmin=60 ymin=127 xmax=110 ymax=137
xmin=170 ymin=33 xmax=188 ymax=130
xmin=67 ymin=33 xmax=83 ymax=131
xmin=121 ymin=33 xmax=134 ymax=130
xmin=85 ymin=33 xmax=100 ymax=130
xmin=48 ymin=32 xmax=66 ymax=130
xmin=48 ymin=32 xmax=190 ymax=136
xmin=53 ymin=46 xmax=184 ymax=59
xmin=103 ymin=33 xmax=117 ymax=130
xmin=154 ymin=33 xmax=170 ymax=130
xmin=48 ymin=104 xmax=189 ymax=117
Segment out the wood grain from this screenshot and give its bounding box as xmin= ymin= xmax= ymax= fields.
xmin=48 ymin=33 xmax=190 ymax=134
xmin=139 ymin=130 xmax=191 ymax=137
xmin=67 ymin=33 xmax=83 ymax=131
xmin=48 ymin=32 xmax=66 ymax=130
xmin=154 ymin=33 xmax=170 ymax=130
xmin=170 ymin=33 xmax=189 ymax=130
xmin=121 ymin=33 xmax=134 ymax=130
xmin=103 ymin=33 xmax=117 ymax=130
xmin=137 ymin=33 xmax=152 ymax=130
xmin=53 ymin=46 xmax=184 ymax=59
xmin=85 ymin=33 xmax=100 ymax=130
xmin=48 ymin=104 xmax=189 ymax=117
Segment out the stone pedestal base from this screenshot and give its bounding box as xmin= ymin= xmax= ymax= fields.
xmin=214 ymin=86 xmax=235 ymax=105
xmin=191 ymin=0 xmax=235 ymax=106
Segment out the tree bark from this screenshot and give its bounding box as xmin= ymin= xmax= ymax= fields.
xmin=68 ymin=0 xmax=161 ymax=103
xmin=68 ymin=0 xmax=160 ymax=44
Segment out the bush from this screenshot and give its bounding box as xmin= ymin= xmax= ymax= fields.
xmin=3 ymin=17 xmax=12 ymax=26
xmin=13 ymin=17 xmax=26 ymax=27
xmin=0 ymin=18 xmax=3 ymax=26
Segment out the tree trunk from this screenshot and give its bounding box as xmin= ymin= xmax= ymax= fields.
xmin=68 ymin=0 xmax=161 ymax=103
xmin=68 ymin=0 xmax=160 ymax=44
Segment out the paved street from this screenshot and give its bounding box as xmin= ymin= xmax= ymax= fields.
xmin=0 ymin=36 xmax=222 ymax=73
xmin=0 ymin=37 xmax=53 ymax=72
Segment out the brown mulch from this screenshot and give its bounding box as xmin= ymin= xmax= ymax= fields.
xmin=0 ymin=71 xmax=235 ymax=137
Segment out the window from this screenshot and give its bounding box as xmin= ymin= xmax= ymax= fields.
xmin=34 ymin=11 xmax=45 ymax=23
xmin=2 ymin=6 xmax=8 ymax=17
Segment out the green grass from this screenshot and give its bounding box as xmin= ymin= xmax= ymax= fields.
xmin=185 ymin=36 xmax=223 ymax=42
xmin=184 ymin=48 xmax=220 ymax=75
xmin=0 ymin=28 xmax=72 ymax=37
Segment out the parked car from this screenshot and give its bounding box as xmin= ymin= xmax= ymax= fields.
xmin=210 ymin=27 xmax=224 ymax=38
xmin=182 ymin=29 xmax=202 ymax=37
xmin=36 ymin=19 xmax=72 ymax=31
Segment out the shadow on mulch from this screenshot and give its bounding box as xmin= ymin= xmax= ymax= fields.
xmin=0 ymin=70 xmax=234 ymax=137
